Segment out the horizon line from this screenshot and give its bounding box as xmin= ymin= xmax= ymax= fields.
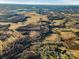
xmin=0 ymin=2 xmax=79 ymax=5
xmin=0 ymin=3 xmax=79 ymax=5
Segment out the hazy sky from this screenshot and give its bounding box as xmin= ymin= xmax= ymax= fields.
xmin=0 ymin=0 xmax=79 ymax=5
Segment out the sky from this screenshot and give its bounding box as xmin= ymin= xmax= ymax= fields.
xmin=0 ymin=0 xmax=79 ymax=5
